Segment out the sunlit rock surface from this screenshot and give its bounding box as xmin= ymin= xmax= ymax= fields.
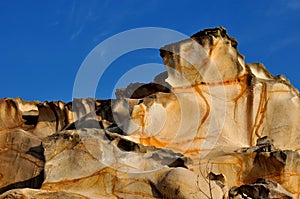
xmin=1 ymin=27 xmax=299 ymax=198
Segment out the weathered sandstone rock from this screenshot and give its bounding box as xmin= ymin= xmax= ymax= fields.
xmin=229 ymin=178 xmax=293 ymax=199
xmin=0 ymin=27 xmax=299 ymax=198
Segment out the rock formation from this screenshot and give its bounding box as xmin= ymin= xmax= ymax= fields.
xmin=0 ymin=27 xmax=299 ymax=198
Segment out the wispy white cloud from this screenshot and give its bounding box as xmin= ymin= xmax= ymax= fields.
xmin=69 ymin=0 xmax=77 ymax=21
xmin=70 ymin=24 xmax=85 ymax=40
xmin=68 ymin=0 xmax=111 ymax=40
xmin=65 ymin=1 xmax=160 ymax=41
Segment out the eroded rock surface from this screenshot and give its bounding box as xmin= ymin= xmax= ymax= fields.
xmin=229 ymin=178 xmax=293 ymax=199
xmin=0 ymin=27 xmax=299 ymax=198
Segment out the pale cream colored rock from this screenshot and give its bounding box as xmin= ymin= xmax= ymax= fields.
xmin=121 ymin=27 xmax=300 ymax=197
xmin=40 ymin=128 xmax=180 ymax=199
xmin=157 ymin=167 xmax=223 ymax=199
xmin=160 ymin=27 xmax=245 ymax=86
xmin=0 ymin=27 xmax=299 ymax=198
xmin=126 ymin=27 xmax=300 ymax=155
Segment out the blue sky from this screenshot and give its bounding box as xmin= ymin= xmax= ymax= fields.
xmin=1 ymin=0 xmax=300 ymax=102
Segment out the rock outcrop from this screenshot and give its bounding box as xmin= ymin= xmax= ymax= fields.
xmin=0 ymin=27 xmax=299 ymax=198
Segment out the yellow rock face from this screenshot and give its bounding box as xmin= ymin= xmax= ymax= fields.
xmin=127 ymin=28 xmax=300 ymax=154
xmin=0 ymin=27 xmax=299 ymax=198
xmin=123 ymin=27 xmax=300 ymax=197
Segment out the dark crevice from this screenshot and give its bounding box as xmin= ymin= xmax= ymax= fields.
xmin=64 ymin=122 xmax=76 ymax=130
xmin=228 ymin=178 xmax=292 ymax=199
xmin=106 ymin=123 xmax=124 ymax=135
xmin=48 ymin=102 xmax=60 ymax=132
xmin=65 ymin=102 xmax=73 ymax=111
xmin=116 ymin=83 xmax=171 ymax=99
xmin=22 ymin=115 xmax=39 ymax=126
xmin=96 ymin=100 xmax=114 ymax=123
xmin=117 ymin=139 xmax=137 ymax=151
xmin=25 ymin=143 xmax=45 ymax=162
xmin=149 ymin=181 xmax=164 ymax=198
xmin=63 ymin=105 xmax=71 ymax=130
xmin=167 ymin=158 xmax=187 ymax=168
xmin=0 ymin=170 xmax=44 ymax=194
xmin=246 ymin=72 xmax=254 ymax=146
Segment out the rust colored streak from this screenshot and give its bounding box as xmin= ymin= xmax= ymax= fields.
xmin=233 ymin=82 xmax=248 ymax=122
xmin=114 ymin=177 xmax=154 ymax=198
xmin=194 ymin=86 xmax=210 ymax=126
xmin=268 ymin=90 xmax=290 ymax=93
xmin=19 ymin=155 xmax=44 ymax=168
xmin=193 ymin=136 xmax=207 ymax=141
xmin=184 ymin=149 xmax=201 ymax=154
xmin=36 ymin=193 xmax=90 ymax=199
xmin=184 ymin=148 xmax=212 ymax=154
xmin=250 ymin=83 xmax=267 ymax=145
xmin=172 ymin=74 xmax=248 ymax=91
xmin=242 ymin=172 xmax=285 ymax=185
xmin=42 ymin=167 xmax=118 ymax=188
xmin=116 ymin=191 xmax=155 ymax=199
xmin=139 ymin=104 xmax=146 ymax=134
xmin=254 ymin=97 xmax=269 ymax=138
xmin=233 ymin=155 xmax=244 ymax=185
xmin=298 ymin=176 xmax=300 ymax=199
xmin=116 ymin=186 xmax=155 ymax=199
xmin=43 ymin=167 xmax=156 ymax=199
xmin=140 ymin=136 xmax=167 ymax=148
xmin=131 ymin=104 xmax=146 ymax=134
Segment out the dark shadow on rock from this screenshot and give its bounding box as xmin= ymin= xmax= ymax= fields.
xmin=0 ymin=170 xmax=44 ymax=194
xmin=96 ymin=100 xmax=114 ymax=123
xmin=228 ymin=178 xmax=292 ymax=199
xmin=22 ymin=115 xmax=39 ymax=126
xmin=117 ymin=138 xmax=137 ymax=152
xmin=106 ymin=123 xmax=125 ymax=135
xmin=244 ymin=137 xmax=287 ymax=183
xmin=149 ymin=180 xmax=164 ymax=198
xmin=167 ymin=158 xmax=187 ymax=169
xmin=25 ymin=143 xmax=45 ymax=162
xmin=115 ymin=82 xmax=171 ymax=99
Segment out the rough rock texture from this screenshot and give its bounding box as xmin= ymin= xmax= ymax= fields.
xmin=0 ymin=27 xmax=299 ymax=198
xmin=229 ymin=178 xmax=293 ymax=199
